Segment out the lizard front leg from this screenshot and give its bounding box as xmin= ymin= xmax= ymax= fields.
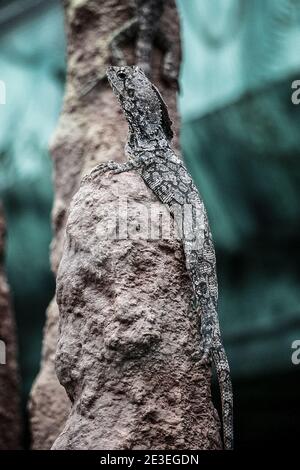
xmin=110 ymin=160 xmax=142 ymax=174
xmin=88 ymin=160 xmax=121 ymax=178
xmin=89 ymin=160 xmax=141 ymax=180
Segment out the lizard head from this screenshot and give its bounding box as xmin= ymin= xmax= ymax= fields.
xmin=106 ymin=65 xmax=173 ymax=142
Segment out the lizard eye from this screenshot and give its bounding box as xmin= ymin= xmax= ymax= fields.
xmin=117 ymin=71 xmax=126 ymax=80
xmin=127 ymin=88 xmax=135 ymax=98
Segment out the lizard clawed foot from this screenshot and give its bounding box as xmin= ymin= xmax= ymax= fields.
xmin=89 ymin=160 xmax=138 ymax=180
xmin=89 ymin=161 xmax=120 ymax=178
xmin=109 ymin=161 xmax=138 ymax=174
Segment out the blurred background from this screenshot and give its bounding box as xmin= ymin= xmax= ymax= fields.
xmin=0 ymin=0 xmax=299 ymax=449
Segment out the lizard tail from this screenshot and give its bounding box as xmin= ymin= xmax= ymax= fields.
xmin=211 ymin=346 xmax=234 ymax=450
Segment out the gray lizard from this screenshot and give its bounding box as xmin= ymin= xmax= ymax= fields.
xmin=81 ymin=0 xmax=177 ymax=96
xmin=88 ymin=66 xmax=233 ymax=449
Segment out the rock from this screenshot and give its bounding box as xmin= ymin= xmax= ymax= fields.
xmin=29 ymin=299 xmax=70 ymax=450
xmin=52 ymin=170 xmax=221 ymax=449
xmin=30 ymin=0 xmax=221 ymax=450
xmin=0 ymin=204 xmax=21 ymax=449
xmin=30 ymin=0 xmax=181 ymax=449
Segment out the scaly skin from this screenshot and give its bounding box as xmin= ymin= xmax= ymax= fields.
xmin=87 ymin=66 xmax=234 ymax=449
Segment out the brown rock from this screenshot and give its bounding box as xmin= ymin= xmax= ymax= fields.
xmin=30 ymin=0 xmax=181 ymax=449
xmin=52 ymin=170 xmax=221 ymax=449
xmin=0 ymin=204 xmax=21 ymax=449
xmin=50 ymin=0 xmax=181 ymax=273
xmin=30 ymin=0 xmax=221 ymax=449
xmin=29 ymin=299 xmax=70 ymax=450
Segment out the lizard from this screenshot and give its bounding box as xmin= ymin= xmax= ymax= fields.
xmin=81 ymin=0 xmax=178 ymax=97
xmin=87 ymin=65 xmax=234 ymax=449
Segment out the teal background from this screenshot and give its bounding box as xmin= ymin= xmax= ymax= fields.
xmin=0 ymin=0 xmax=64 ymax=423
xmin=0 ymin=0 xmax=299 ymax=448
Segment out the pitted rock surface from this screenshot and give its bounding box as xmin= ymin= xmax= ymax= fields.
xmin=52 ymin=170 xmax=221 ymax=449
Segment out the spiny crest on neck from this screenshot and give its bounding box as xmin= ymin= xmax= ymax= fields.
xmin=106 ymin=66 xmax=173 ymax=141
